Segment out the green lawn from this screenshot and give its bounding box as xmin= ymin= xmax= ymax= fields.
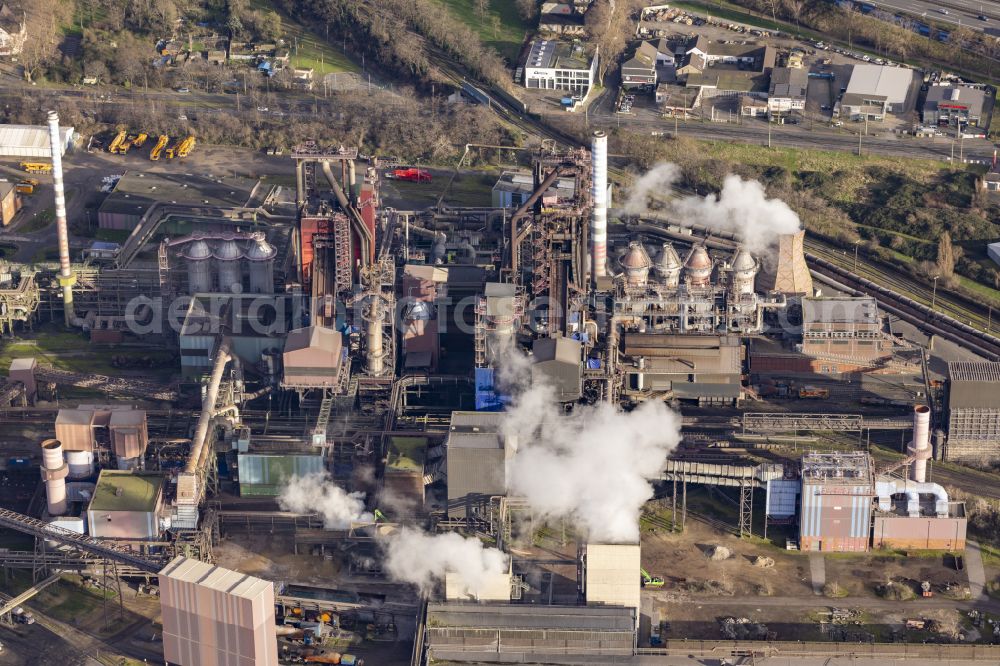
xmin=253 ymin=0 xmax=359 ymax=76
xmin=433 ymin=0 xmax=530 ymax=62
xmin=0 ymin=328 xmax=176 ymax=379
xmin=19 ymin=207 xmax=55 ymax=234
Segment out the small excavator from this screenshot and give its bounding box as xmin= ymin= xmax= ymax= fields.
xmin=641 ymin=567 xmax=665 ymax=588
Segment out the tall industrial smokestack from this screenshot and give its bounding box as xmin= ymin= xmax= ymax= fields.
xmin=908 ymin=405 xmax=932 ymax=482
xmin=591 ymin=131 xmax=608 ymax=279
xmin=47 ymin=111 xmax=75 ymax=326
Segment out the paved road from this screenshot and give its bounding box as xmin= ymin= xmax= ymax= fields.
xmin=808 ymin=553 xmax=826 ymax=596
xmin=872 ymin=0 xmax=1000 ymax=33
xmin=651 ymin=593 xmax=1000 ymax=613
xmin=965 ymin=540 xmax=987 ymax=600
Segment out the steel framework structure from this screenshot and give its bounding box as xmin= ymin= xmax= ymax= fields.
xmin=742 ymin=413 xmax=863 ymax=433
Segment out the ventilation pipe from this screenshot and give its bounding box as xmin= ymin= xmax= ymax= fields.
xmin=40 ymin=439 xmax=68 ymax=516
xmin=48 ymin=111 xmax=77 ymax=327
xmin=365 ymin=296 xmax=385 ymax=376
xmin=320 ymin=160 xmax=372 ymax=266
xmin=875 ymin=478 xmax=949 ymax=517
xmin=907 ymin=405 xmax=931 ymax=482
xmin=591 ymin=131 xmax=608 ymax=279
xmin=185 ymin=338 xmax=232 ymax=476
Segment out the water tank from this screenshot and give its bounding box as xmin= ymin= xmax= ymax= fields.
xmin=65 ymin=449 xmax=94 ymax=480
xmin=182 ymin=239 xmax=213 ymax=294
xmin=245 ymin=234 xmax=277 ymax=294
xmin=214 ymin=239 xmax=244 ymax=293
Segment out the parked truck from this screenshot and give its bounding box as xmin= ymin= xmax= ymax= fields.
xmin=385 ymin=168 xmax=431 ymax=182
xmin=12 ymin=607 xmax=34 ymax=624
xmin=640 ymin=568 xmax=664 ymax=588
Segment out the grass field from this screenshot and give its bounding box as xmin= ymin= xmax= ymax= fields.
xmin=433 ymin=0 xmax=531 ymax=62
xmin=254 ymin=0 xmax=359 ymax=76
xmin=0 ymin=328 xmax=176 ymax=379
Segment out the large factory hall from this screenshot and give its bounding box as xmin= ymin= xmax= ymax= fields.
xmin=0 ymin=113 xmax=997 ymax=666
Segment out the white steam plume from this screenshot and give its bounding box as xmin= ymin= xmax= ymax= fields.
xmin=382 ymin=528 xmax=509 ymax=595
xmin=277 ymin=472 xmax=373 ymax=529
xmin=622 ymin=162 xmax=681 ymax=216
xmin=623 ymin=162 xmax=802 ymax=254
xmin=500 ymin=353 xmax=682 ymax=543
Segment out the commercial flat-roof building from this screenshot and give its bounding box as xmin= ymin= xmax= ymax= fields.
xmin=768 ymin=66 xmax=808 ymax=115
xmin=446 ymin=411 xmax=508 ymax=519
xmin=923 ymin=84 xmax=988 ymax=128
xmin=799 ymin=452 xmax=874 ymax=552
xmin=531 ymin=336 xmax=582 ymax=402
xmin=0 ymin=123 xmax=73 ymax=158
xmin=621 ymin=334 xmax=743 ymax=405
xmin=492 ymin=170 xmax=576 ymax=209
xmin=839 ymin=64 xmax=914 ymax=120
xmin=523 ymin=39 xmax=599 ymax=94
xmin=159 ymin=556 xmax=279 ymax=666
xmin=799 ymin=296 xmax=893 ymax=371
xmin=97 ymin=171 xmax=262 ymax=230
xmin=424 ymin=603 xmax=636 ymax=662
xmin=946 ymin=361 xmax=1000 ymax=465
xmin=86 ymin=470 xmax=164 ymax=540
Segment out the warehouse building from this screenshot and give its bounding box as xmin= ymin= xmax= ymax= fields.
xmin=159 ymin=556 xmax=279 ymax=666
xmin=922 ymin=83 xmax=988 ymax=129
xmin=531 ymin=336 xmax=582 ymax=402
xmin=838 ymin=64 xmax=915 ymax=121
xmin=768 ymin=66 xmax=808 ymax=116
xmin=0 ymin=123 xmax=73 ymax=158
xmin=491 ymin=170 xmax=576 ymax=208
xmin=621 ymin=334 xmax=743 ymax=405
xmin=97 ymin=171 xmax=263 ymax=230
xmin=945 ymin=361 xmax=1000 ymax=464
xmin=799 ymin=452 xmax=874 ymax=552
xmin=800 ymin=296 xmax=893 ymax=372
xmin=86 ymin=470 xmax=164 ymax=540
xmin=446 ymin=411 xmax=508 ymax=520
xmin=523 ymin=39 xmax=599 ymax=94
xmin=424 ymin=603 xmax=636 ymax=662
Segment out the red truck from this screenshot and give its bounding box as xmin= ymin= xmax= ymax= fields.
xmin=386 ymin=168 xmax=431 ymax=182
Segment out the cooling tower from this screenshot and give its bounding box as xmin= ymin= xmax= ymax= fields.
xmin=765 ymin=231 xmax=813 ymax=295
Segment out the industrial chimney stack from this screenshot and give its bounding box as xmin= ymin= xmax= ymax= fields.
xmin=47 ymin=111 xmax=75 ymax=326
xmin=908 ymin=405 xmax=932 ymax=483
xmin=590 ymin=131 xmax=608 ymax=279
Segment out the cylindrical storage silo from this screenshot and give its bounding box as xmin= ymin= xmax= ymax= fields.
xmin=65 ymin=449 xmax=94 ymax=479
xmin=246 ymin=234 xmax=277 ymax=294
xmin=215 ymin=239 xmax=244 ymax=293
xmin=182 ymin=239 xmax=213 ymax=294
xmin=40 ymin=439 xmax=68 ymax=516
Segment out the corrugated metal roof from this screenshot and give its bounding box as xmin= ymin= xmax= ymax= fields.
xmin=427 ymin=602 xmax=635 ymax=631
xmin=845 ymin=64 xmax=913 ymax=104
xmin=803 ymin=296 xmax=879 ymax=325
xmin=160 ymin=555 xmax=274 ymax=599
xmin=949 ymin=361 xmax=1000 ymax=383
xmin=0 ymin=124 xmax=72 ymax=152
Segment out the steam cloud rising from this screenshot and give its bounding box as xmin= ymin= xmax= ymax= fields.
xmin=277 ymin=472 xmax=373 ymax=529
xmin=500 ymin=354 xmax=683 ymax=543
xmin=623 ymin=162 xmax=802 ymax=254
xmin=382 ymin=528 xmax=509 ymax=596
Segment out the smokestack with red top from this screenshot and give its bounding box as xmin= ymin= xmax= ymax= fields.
xmin=47 ymin=110 xmax=75 ymax=326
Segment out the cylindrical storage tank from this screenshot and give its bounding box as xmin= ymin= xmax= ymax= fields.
xmin=215 ymin=239 xmax=244 ymax=293
xmin=65 ymin=449 xmax=94 ymax=480
xmin=591 ymin=131 xmax=608 ymax=278
xmin=182 ymin=239 xmax=213 ymax=294
xmin=908 ymin=404 xmax=932 ymax=482
xmin=246 ymin=234 xmax=277 ymax=294
xmin=40 ymin=439 xmax=68 ymax=516
xmin=684 ymin=244 xmax=713 ymax=288
xmin=619 ymin=242 xmax=652 ymax=288
xmin=654 ymin=243 xmax=682 ymax=289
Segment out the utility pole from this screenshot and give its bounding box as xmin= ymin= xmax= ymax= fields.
xmin=854 ymin=239 xmax=861 ymax=272
xmin=768 ymin=116 xmax=772 ymax=148
xmin=931 ymin=275 xmax=940 ymax=311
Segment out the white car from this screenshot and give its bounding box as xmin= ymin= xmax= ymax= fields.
xmin=257 ymin=106 xmax=268 ymax=112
